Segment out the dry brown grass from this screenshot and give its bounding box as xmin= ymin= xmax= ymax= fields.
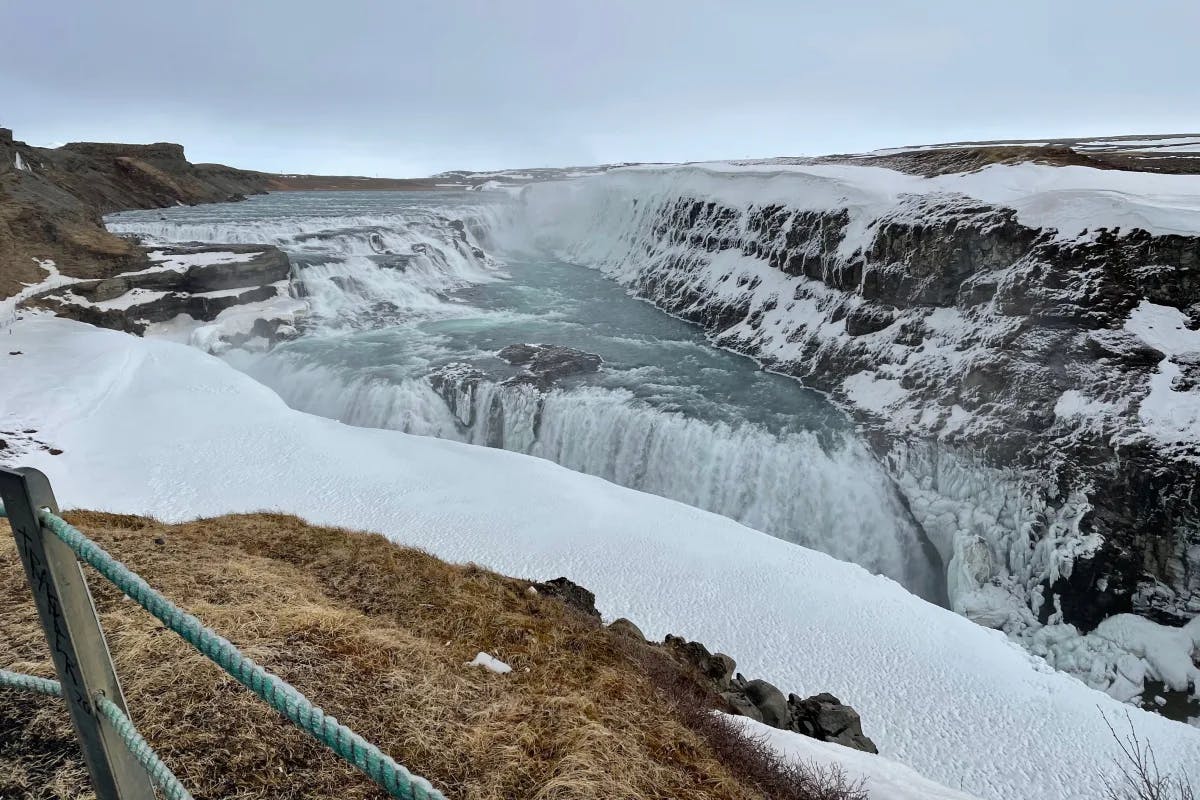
xmin=1 ymin=512 xmax=854 ymax=800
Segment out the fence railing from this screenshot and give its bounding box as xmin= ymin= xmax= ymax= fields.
xmin=0 ymin=466 xmax=447 ymax=800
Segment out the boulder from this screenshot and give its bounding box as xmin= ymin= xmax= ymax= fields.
xmin=743 ymin=679 xmax=789 ymax=728
xmin=788 ymin=692 xmax=878 ymax=754
xmin=608 ymin=618 xmax=645 ymax=641
xmin=663 ymin=635 xmax=736 ymax=690
xmin=720 ymin=691 xmax=762 ymax=723
xmin=498 ymin=343 xmax=603 ymax=388
xmin=533 ymin=577 xmax=600 ymax=619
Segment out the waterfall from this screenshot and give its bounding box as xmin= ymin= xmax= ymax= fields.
xmin=110 ymin=189 xmax=947 ymax=606
xmin=234 ymin=351 xmax=945 ymax=603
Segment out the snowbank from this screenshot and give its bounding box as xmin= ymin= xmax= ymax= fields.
xmin=2 ymin=317 xmax=1198 ymax=800
xmin=0 ymin=259 xmax=78 ymax=328
xmin=727 ymin=715 xmax=982 ymax=800
xmin=610 ymin=160 xmax=1200 ymax=241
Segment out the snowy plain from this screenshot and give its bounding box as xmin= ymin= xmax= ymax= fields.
xmin=608 ymin=160 xmax=1200 ymax=242
xmin=2 ymin=317 xmax=1198 ymax=800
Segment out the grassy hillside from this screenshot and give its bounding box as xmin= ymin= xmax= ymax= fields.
xmin=1 ymin=512 xmax=858 ymax=800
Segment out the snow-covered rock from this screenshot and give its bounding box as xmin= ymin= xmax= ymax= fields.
xmin=28 ymin=244 xmax=302 ymax=350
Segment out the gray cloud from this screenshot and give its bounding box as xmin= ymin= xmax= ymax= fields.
xmin=2 ymin=0 xmax=1197 ymax=175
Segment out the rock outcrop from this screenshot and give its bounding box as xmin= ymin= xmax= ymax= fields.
xmin=529 ymin=573 xmax=880 ymax=753
xmin=28 ymin=245 xmax=301 ymax=345
xmin=497 ymin=343 xmax=603 ymax=388
xmin=533 ymin=576 xmax=600 ymax=619
xmin=663 ymin=633 xmax=879 ymax=753
xmin=0 ymin=127 xmax=271 ymax=299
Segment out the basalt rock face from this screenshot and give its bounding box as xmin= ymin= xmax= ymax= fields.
xmin=84 ymin=245 xmax=291 ymax=300
xmin=0 ymin=128 xmax=270 ymax=298
xmin=38 ymin=284 xmax=282 ymax=335
xmin=552 ymin=184 xmax=1200 ymax=636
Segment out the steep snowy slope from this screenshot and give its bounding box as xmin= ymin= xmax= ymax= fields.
xmin=518 ymin=162 xmax=1200 ymax=660
xmin=1 ymin=317 xmax=1197 ymax=800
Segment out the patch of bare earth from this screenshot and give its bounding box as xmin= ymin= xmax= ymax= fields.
xmin=1 ymin=512 xmax=861 ymax=800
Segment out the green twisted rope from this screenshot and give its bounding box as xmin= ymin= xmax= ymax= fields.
xmin=94 ymin=693 xmax=195 ymax=800
xmin=0 ymin=667 xmax=58 ymax=696
xmin=33 ymin=509 xmax=445 ymax=800
xmin=0 ymin=668 xmax=194 ymax=800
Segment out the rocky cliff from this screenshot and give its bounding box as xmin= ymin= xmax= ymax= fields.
xmin=0 ymin=127 xmax=272 ymax=298
xmin=525 ymin=164 xmax=1200 ymax=643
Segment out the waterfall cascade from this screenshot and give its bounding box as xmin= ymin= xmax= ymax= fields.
xmin=109 ymin=189 xmax=947 ymax=604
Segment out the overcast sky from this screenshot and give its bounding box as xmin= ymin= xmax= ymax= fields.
xmin=2 ymin=0 xmax=1197 ymax=176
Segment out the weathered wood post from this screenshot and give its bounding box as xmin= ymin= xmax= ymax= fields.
xmin=0 ymin=466 xmax=155 ymax=800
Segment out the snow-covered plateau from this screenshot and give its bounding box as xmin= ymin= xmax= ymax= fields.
xmin=2 ymin=316 xmax=1198 ymax=800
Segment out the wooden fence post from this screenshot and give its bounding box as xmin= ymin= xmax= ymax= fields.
xmin=0 ymin=466 xmax=155 ymax=800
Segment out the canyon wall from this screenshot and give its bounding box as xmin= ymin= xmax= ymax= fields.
xmin=0 ymin=127 xmax=272 ymax=297
xmin=523 ymin=166 xmax=1200 ymax=635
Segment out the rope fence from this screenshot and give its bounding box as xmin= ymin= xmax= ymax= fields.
xmin=0 ymin=502 xmax=448 ymax=800
xmin=0 ymin=668 xmax=194 ymax=800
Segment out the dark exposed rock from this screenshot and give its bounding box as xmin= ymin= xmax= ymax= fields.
xmin=427 ymin=344 xmax=602 ymax=439
xmin=743 ymin=679 xmax=790 ymax=728
xmin=1 ymin=129 xmax=272 ymax=299
xmin=533 ymin=577 xmax=600 ymax=619
xmin=788 ymin=692 xmax=878 ymax=754
xmin=69 ymin=245 xmax=291 ymax=302
xmin=844 ymin=304 xmax=895 ymax=336
xmin=1171 ymin=352 xmax=1200 ymax=392
xmin=497 ymin=343 xmax=603 ymax=388
xmin=23 ymin=244 xmax=295 ymax=343
xmin=532 ymin=567 xmax=881 ymax=753
xmin=608 ymin=618 xmax=646 ymax=641
xmin=664 ymin=635 xmax=736 ymax=691
xmin=720 ymin=691 xmax=763 ymax=722
xmin=658 ymin=632 xmax=877 ymax=751
xmin=34 ymin=284 xmax=282 ymax=336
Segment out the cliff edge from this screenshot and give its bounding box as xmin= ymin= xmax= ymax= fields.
xmin=0 ymin=128 xmax=271 ymax=298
